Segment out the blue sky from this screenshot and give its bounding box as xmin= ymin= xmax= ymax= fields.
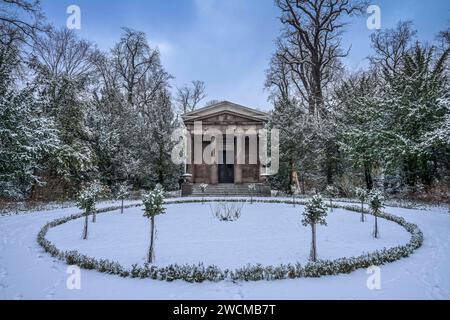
xmin=41 ymin=0 xmax=450 ymax=111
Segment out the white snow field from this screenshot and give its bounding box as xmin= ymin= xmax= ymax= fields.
xmin=0 ymin=198 xmax=449 ymax=300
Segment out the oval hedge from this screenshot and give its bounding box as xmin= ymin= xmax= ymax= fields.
xmin=37 ymin=199 xmax=423 ymax=283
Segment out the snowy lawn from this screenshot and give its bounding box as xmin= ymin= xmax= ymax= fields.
xmin=46 ymin=202 xmax=410 ymax=269
xmin=0 ymin=198 xmax=449 ymax=300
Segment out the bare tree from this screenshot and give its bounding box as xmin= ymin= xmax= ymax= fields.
xmin=369 ymin=21 xmax=417 ymax=76
xmin=176 ymin=80 xmax=207 ymax=114
xmin=90 ymin=49 xmax=124 ymax=110
xmin=0 ymin=0 xmax=48 ymax=48
xmin=265 ymin=49 xmax=291 ymax=103
xmin=112 ymin=28 xmax=162 ymax=106
xmin=275 ymin=0 xmax=365 ymax=116
xmin=30 ymin=28 xmax=95 ymax=115
xmin=31 ymin=28 xmax=94 ymax=79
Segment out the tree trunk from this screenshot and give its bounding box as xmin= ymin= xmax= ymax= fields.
xmin=92 ymin=209 xmax=96 ymax=223
xmin=30 ymin=168 xmax=39 ymax=202
xmin=329 ymin=198 xmax=333 ymax=212
xmin=148 ymin=216 xmax=155 ymax=263
xmin=83 ymin=210 xmax=89 ymax=240
xmin=310 ymin=224 xmax=317 ymax=262
xmin=292 ymin=167 xmax=301 ymax=191
xmin=373 ymin=215 xmax=379 ymax=239
xmin=361 ymin=201 xmax=365 ymax=222
xmin=121 ymin=199 xmax=124 ymax=214
xmin=364 ymin=165 xmax=373 ymax=190
xmin=301 ymin=173 xmax=305 ymax=195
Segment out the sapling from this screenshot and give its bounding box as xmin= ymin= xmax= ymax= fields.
xmin=77 ymin=182 xmax=102 ymax=240
xmin=355 ymin=187 xmax=368 ymax=222
xmin=142 ymin=186 xmax=166 ymax=263
xmin=89 ymin=182 xmax=104 ymax=223
xmin=302 ymin=195 xmax=328 ymax=262
xmin=116 ymin=183 xmax=131 ymax=214
xmin=326 ymin=185 xmax=338 ymax=212
xmin=200 ymin=183 xmax=208 ymax=204
xmin=369 ymin=189 xmax=384 ymax=239
xmin=248 ymin=184 xmax=256 ymax=204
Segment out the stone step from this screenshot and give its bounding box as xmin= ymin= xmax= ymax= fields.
xmin=190 ymin=183 xmax=266 ymax=196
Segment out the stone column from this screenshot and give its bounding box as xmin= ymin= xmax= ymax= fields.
xmin=235 ymin=164 xmax=242 ymax=184
xmin=211 ymin=165 xmax=218 ymax=184
xmin=234 ymin=134 xmax=242 ymax=184
xmin=210 ymin=137 xmax=219 ymax=185
xmin=189 ymin=134 xmax=196 ymax=182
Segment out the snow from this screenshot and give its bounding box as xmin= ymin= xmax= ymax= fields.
xmin=0 ymin=198 xmax=449 ymax=300
xmin=46 ymin=203 xmax=410 ymax=269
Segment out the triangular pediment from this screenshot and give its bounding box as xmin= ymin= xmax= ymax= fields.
xmin=191 ymin=111 xmax=264 ymax=124
xmin=182 ymin=101 xmax=269 ymax=124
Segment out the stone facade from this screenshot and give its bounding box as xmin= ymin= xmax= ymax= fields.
xmin=182 ymin=101 xmax=269 ymax=185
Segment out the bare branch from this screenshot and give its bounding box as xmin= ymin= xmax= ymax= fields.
xmin=176 ymin=80 xmax=207 ymax=114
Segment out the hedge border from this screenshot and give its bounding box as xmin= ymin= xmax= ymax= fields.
xmin=37 ymin=199 xmax=423 ymax=283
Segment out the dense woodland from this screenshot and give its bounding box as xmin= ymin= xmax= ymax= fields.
xmin=0 ymin=0 xmax=449 ymax=202
xmin=266 ymin=1 xmax=450 ymax=200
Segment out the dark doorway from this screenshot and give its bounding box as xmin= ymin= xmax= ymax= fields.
xmin=219 ymin=150 xmax=234 ymax=183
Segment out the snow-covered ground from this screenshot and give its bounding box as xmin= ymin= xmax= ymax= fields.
xmin=0 ymin=198 xmax=449 ymax=300
xmin=46 ymin=203 xmax=410 ymax=269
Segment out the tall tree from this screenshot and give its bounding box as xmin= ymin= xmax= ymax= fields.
xmin=112 ymin=28 xmax=163 ymax=106
xmin=91 ymin=28 xmax=177 ymax=190
xmin=275 ymin=0 xmax=365 ymax=116
xmin=382 ymin=44 xmax=450 ymax=189
xmin=0 ymin=40 xmax=58 ymax=199
xmin=0 ymin=0 xmax=47 ymax=49
xmin=30 ymin=28 xmax=97 ymax=196
xmin=335 ymin=72 xmax=381 ymax=190
xmin=369 ymin=21 xmax=416 ymax=77
xmin=176 ymin=80 xmax=207 ymax=114
xmin=271 ymin=0 xmax=365 ymax=188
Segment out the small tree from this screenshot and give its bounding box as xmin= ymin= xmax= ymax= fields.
xmin=89 ymin=182 xmax=104 ymax=223
xmin=200 ymin=183 xmax=208 ymax=204
xmin=326 ymin=185 xmax=338 ymax=211
xmin=248 ymin=184 xmax=256 ymax=204
xmin=77 ymin=183 xmax=102 ymax=240
xmin=302 ymin=195 xmax=328 ymax=262
xmin=355 ymin=187 xmax=369 ymax=222
xmin=116 ymin=183 xmax=131 ymax=214
xmin=369 ymin=190 xmax=384 ymax=239
xmin=142 ymin=186 xmax=166 ymax=263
